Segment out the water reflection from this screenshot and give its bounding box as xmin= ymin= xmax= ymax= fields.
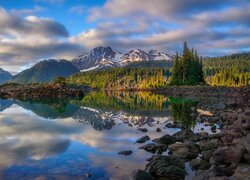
xmin=0 ymin=91 xmax=201 ymax=179
xmin=169 ymin=97 xmax=198 ymax=129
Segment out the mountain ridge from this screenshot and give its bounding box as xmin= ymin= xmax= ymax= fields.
xmin=13 ymin=59 xmax=80 ymax=84
xmin=72 ymin=46 xmax=173 ymax=71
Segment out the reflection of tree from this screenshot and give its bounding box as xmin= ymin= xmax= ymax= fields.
xmin=0 ymin=99 xmax=13 ymax=112
xmin=169 ymin=97 xmax=198 ymax=129
xmin=72 ymin=91 xmax=171 ymax=117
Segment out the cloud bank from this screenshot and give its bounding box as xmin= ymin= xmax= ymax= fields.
xmin=0 ymin=0 xmax=250 ymax=72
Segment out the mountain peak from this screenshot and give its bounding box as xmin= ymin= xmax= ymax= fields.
xmin=72 ymin=46 xmax=122 ymax=71
xmin=0 ymin=67 xmax=13 ymax=84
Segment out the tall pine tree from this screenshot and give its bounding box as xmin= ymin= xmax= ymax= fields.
xmin=171 ymin=42 xmax=205 ymax=85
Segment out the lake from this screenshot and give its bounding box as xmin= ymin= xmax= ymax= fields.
xmin=0 ymin=91 xmax=214 ymax=179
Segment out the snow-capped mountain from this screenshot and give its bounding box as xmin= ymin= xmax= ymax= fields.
xmin=0 ymin=68 xmax=12 ymax=84
xmin=119 ymin=49 xmax=150 ymax=66
xmin=148 ymin=50 xmax=172 ymax=61
xmin=71 ymin=46 xmax=173 ymax=71
xmin=72 ymin=46 xmax=122 ymax=71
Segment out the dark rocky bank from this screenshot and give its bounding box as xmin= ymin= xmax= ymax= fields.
xmin=0 ymin=83 xmax=84 ymax=100
xmin=132 ymin=86 xmax=250 ymax=180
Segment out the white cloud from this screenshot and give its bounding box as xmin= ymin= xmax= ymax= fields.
xmin=10 ymin=5 xmax=47 ymax=16
xmin=69 ymin=5 xmax=85 ymax=15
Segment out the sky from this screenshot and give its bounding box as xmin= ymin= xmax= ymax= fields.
xmin=0 ymin=0 xmax=250 ymax=73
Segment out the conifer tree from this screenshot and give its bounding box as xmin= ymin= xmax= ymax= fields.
xmin=171 ymin=42 xmax=205 ymax=85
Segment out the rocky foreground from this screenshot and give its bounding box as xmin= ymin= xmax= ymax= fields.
xmin=0 ymin=83 xmax=84 ymax=100
xmin=132 ymin=86 xmax=250 ymax=180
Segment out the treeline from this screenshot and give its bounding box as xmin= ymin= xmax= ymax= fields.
xmin=171 ymin=42 xmax=205 ymax=85
xmin=203 ymin=52 xmax=250 ymax=87
xmin=203 ymin=52 xmax=250 ymax=76
xmin=211 ymin=68 xmax=250 ymax=87
xmin=67 ymin=67 xmax=171 ymax=89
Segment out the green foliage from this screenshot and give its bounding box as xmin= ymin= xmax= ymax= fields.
xmin=54 ymin=76 xmax=66 ymax=85
xmin=170 ymin=42 xmax=205 ymax=85
xmin=67 ymin=67 xmax=171 ymax=89
xmin=211 ymin=68 xmax=250 ymax=87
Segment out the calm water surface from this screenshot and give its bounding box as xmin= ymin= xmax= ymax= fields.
xmin=0 ymin=91 xmax=214 ymax=179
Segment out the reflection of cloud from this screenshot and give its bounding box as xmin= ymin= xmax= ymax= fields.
xmin=0 ymin=105 xmax=82 ymax=169
xmin=0 ymin=100 xmax=180 ymax=179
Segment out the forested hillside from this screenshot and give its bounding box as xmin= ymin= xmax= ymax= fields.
xmin=203 ymin=52 xmax=250 ymax=87
xmin=67 ymin=67 xmax=171 ymax=90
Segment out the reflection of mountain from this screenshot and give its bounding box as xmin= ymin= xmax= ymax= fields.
xmin=73 ymin=107 xmax=116 ymax=131
xmin=0 ymin=99 xmax=13 ymax=111
xmin=14 ymin=99 xmax=80 ymax=119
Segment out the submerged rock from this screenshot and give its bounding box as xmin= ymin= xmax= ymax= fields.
xmin=118 ymin=150 xmax=133 ymax=156
xmin=145 ymin=155 xmax=186 ymax=179
xmin=156 ymin=128 xmax=161 ymax=132
xmin=137 ymin=128 xmax=148 ymax=132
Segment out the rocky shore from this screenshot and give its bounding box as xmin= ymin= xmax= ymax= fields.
xmin=152 ymin=86 xmax=249 ymax=98
xmin=0 ymin=83 xmax=84 ymax=100
xmin=132 ymin=86 xmax=250 ymax=180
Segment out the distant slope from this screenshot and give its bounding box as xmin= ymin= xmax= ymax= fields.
xmin=203 ymin=52 xmax=250 ymax=76
xmin=13 ymin=59 xmax=80 ymax=84
xmin=0 ymin=68 xmax=12 ymax=84
xmin=125 ymin=60 xmax=173 ymax=68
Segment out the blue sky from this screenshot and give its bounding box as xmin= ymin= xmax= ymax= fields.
xmin=0 ymin=0 xmax=250 ymax=72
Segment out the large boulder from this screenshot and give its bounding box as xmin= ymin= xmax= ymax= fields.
xmin=169 ymin=141 xmax=199 ymax=161
xmin=136 ymin=135 xmax=150 ymax=143
xmin=131 ymin=169 xmax=155 ymax=180
xmin=145 ymin=155 xmax=186 ymax=180
xmin=139 ymin=143 xmax=167 ymax=154
xmin=153 ymin=134 xmax=178 ymax=145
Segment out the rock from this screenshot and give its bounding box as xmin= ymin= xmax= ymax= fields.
xmin=136 ymin=135 xmax=150 ymax=143
xmin=212 ymin=102 xmax=226 ymax=110
xmin=145 ymin=155 xmax=186 ymax=179
xmin=201 ymin=150 xmax=215 ymax=161
xmin=213 ymin=146 xmax=245 ymax=176
xmin=156 ymin=128 xmax=161 ymax=132
xmin=230 ymin=165 xmax=250 ymax=179
xmin=118 ymin=150 xmax=133 ymax=156
xmin=138 ymin=128 xmax=148 ymax=132
xmin=190 ymin=159 xmax=210 ymax=170
xmin=165 ymin=122 xmax=182 ymax=128
xmin=139 ymin=143 xmax=167 ymax=154
xmin=168 ymin=142 xmax=199 ymax=161
xmin=197 ymin=109 xmax=213 ymax=116
xmin=153 ymin=134 xmax=178 ymax=145
xmin=172 ymin=129 xmax=199 ymax=142
xmin=199 ymin=140 xmax=219 ymax=151
xmin=131 ymin=169 xmax=155 ymax=180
